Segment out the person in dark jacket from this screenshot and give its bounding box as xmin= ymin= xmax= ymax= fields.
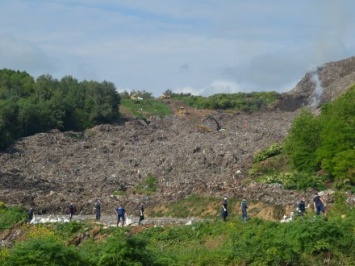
xmin=221 ymin=196 xmax=228 ymax=222
xmin=241 ymin=199 xmax=248 ymax=222
xmin=313 ymin=193 xmax=326 ymax=218
xmin=28 ymin=207 xmax=34 ymax=223
xmin=68 ymin=203 xmax=75 ymax=221
xmin=298 ymin=197 xmax=306 ymax=219
xmin=95 ymin=199 xmax=101 ymax=221
xmin=138 ymin=203 xmax=145 ymax=225
xmin=115 ymin=205 xmax=126 ymax=227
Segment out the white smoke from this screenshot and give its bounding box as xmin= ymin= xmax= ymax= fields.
xmin=310 ymin=73 xmax=323 ymax=107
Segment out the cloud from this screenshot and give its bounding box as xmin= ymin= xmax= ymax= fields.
xmin=0 ymin=35 xmax=55 ymax=75
xmin=0 ymin=1 xmax=354 ymax=97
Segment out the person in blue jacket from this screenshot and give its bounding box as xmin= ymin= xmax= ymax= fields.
xmin=115 ymin=205 xmax=126 ymax=227
xmin=313 ymin=193 xmax=326 ymax=218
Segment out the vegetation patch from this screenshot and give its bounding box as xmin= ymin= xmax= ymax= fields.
xmin=120 ymin=98 xmax=172 ymax=118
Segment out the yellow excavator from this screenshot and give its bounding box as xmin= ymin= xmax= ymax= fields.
xmin=159 ymin=93 xmax=170 ymax=99
xmin=178 ymin=107 xmax=187 ymax=115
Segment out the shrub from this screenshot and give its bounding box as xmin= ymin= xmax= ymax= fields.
xmin=97 ymin=231 xmax=159 ymax=266
xmin=253 ymin=143 xmax=283 ymax=163
xmin=136 ymin=173 xmax=158 ymax=195
xmin=0 ymin=206 xmax=26 ymax=230
xmin=2 ymin=235 xmax=88 ymax=266
xmin=256 ymin=171 xmax=325 ymax=190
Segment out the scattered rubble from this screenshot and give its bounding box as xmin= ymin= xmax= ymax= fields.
xmin=1 ymin=56 xmax=355 ymax=220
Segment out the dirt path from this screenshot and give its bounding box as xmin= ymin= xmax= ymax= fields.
xmin=31 ymin=214 xmax=205 ymax=227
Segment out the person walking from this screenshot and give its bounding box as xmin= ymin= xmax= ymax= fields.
xmin=313 ymin=193 xmax=326 ymax=218
xmin=95 ymin=199 xmax=101 ymax=221
xmin=28 ymin=207 xmax=34 ymax=223
xmin=115 ymin=205 xmax=126 ymax=227
xmin=221 ymin=196 xmax=228 ymax=222
xmin=138 ymin=203 xmax=145 ymax=225
xmin=68 ymin=203 xmax=75 ymax=221
xmin=241 ymin=199 xmax=248 ymax=222
xmin=298 ymin=197 xmax=306 ymax=219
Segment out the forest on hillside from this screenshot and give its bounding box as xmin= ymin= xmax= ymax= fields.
xmin=0 ymin=69 xmax=278 ymax=150
xmin=0 ymin=69 xmax=120 ymax=150
xmin=250 ymin=86 xmax=355 ymax=190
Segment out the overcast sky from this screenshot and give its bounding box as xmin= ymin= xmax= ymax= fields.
xmin=1 ymin=0 xmax=354 ymax=96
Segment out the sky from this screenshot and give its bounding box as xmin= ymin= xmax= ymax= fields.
xmin=0 ymin=0 xmax=354 ymax=97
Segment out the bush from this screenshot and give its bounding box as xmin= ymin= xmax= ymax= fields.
xmin=97 ymin=231 xmax=159 ymax=266
xmin=256 ymin=171 xmax=326 ymax=190
xmin=0 ymin=206 xmax=26 ymax=230
xmin=135 ymin=174 xmax=158 ymax=195
xmin=2 ymin=235 xmax=88 ymax=266
xmin=253 ymin=143 xmax=283 ymax=163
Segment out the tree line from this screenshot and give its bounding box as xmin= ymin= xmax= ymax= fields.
xmin=284 ymin=85 xmax=355 ymax=188
xmin=0 ymin=69 xmax=120 ymax=150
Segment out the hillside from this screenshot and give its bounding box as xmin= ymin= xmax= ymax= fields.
xmin=1 ymin=56 xmax=355 ymax=220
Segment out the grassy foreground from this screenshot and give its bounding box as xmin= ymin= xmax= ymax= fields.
xmin=1 ymin=200 xmax=355 ymax=265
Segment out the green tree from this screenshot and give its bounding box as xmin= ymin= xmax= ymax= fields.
xmin=98 ymin=232 xmax=158 ymax=266
xmin=84 ymin=80 xmax=120 ymax=126
xmin=316 ymin=87 xmax=355 ymax=185
xmin=2 ymin=235 xmax=88 ymax=266
xmin=284 ymin=109 xmax=322 ymax=172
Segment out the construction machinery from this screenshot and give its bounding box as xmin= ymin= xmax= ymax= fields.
xmin=195 ymin=124 xmax=211 ymax=133
xmin=159 ymin=93 xmax=170 ymax=99
xmin=178 ymin=107 xmax=187 ymax=115
xmin=203 ymin=114 xmax=223 ymax=131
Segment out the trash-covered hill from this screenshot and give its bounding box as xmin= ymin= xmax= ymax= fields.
xmin=0 ymin=109 xmax=298 ymax=214
xmin=1 ymin=56 xmax=355 ymax=220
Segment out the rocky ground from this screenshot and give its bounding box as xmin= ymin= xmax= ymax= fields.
xmin=1 ymin=56 xmax=355 ymax=221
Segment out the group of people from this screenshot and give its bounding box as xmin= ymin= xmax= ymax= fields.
xmin=93 ymin=200 xmax=145 ymax=227
xmin=221 ymin=197 xmax=248 ymax=222
xmin=28 ymin=192 xmax=327 ymax=224
xmin=114 ymin=202 xmax=145 ymax=227
xmin=297 ymin=193 xmax=327 ymax=219
xmin=221 ymin=192 xmax=327 ymax=223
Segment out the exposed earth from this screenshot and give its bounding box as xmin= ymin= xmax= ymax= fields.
xmin=1 ymin=56 xmax=355 ymax=222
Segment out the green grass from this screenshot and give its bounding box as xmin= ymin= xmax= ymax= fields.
xmin=0 ymin=205 xmax=26 ymax=230
xmin=120 ymin=98 xmax=173 ymax=118
xmin=170 ymin=91 xmax=279 ymax=112
xmin=150 ymin=194 xmax=244 ymax=219
xmin=1 ymin=202 xmax=355 ymax=265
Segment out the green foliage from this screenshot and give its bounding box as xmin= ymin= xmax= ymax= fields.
xmin=255 ymin=171 xmax=326 ymax=190
xmin=135 ymin=213 xmax=355 ymax=265
xmin=120 ymin=98 xmax=172 ymax=118
xmin=284 ymin=109 xmax=322 ymax=172
xmin=0 ymin=69 xmax=121 ymax=150
xmin=229 ymin=218 xmax=355 ymax=265
xmin=170 ymin=91 xmax=279 ymax=112
xmin=149 ymin=194 xmax=240 ymax=218
xmin=136 ymin=174 xmax=158 ymax=195
xmin=2 ymin=235 xmax=88 ymax=266
xmin=97 ymin=231 xmax=160 ymax=266
xmin=284 ymin=86 xmax=355 ymax=188
xmin=119 ymin=90 xmax=154 ymax=100
xmin=0 ymin=205 xmax=26 ymax=230
xmin=249 ymin=153 xmax=290 ymax=178
xmin=316 ymin=86 xmax=355 ymax=186
xmin=2 ymin=203 xmax=355 ymax=265
xmin=253 ymin=143 xmax=283 ymax=163
xmin=329 ymin=191 xmax=350 ymax=217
